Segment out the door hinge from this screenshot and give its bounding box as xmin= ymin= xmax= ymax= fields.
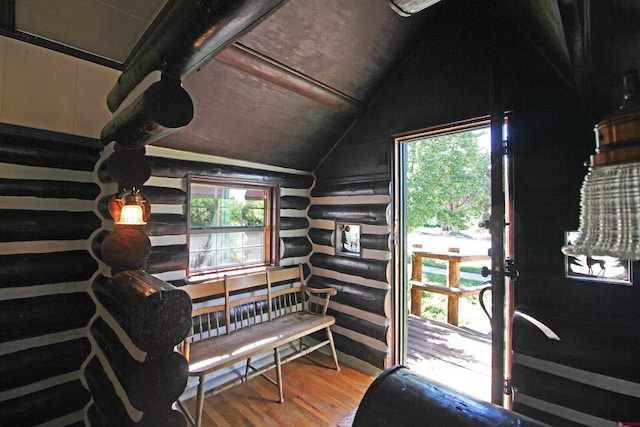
xmin=504 ymin=258 xmax=519 ymax=281
xmin=504 ymin=377 xmax=513 ymax=395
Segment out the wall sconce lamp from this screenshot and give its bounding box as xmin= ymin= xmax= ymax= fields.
xmin=110 ymin=188 xmax=150 ymax=226
xmin=562 ymin=69 xmax=640 ymax=260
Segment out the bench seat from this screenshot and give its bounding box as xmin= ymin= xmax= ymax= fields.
xmin=188 ymin=312 xmax=336 ymax=375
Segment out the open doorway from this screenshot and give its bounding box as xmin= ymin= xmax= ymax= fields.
xmin=394 ymin=119 xmax=496 ymax=402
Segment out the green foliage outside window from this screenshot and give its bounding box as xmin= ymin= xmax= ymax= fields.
xmin=188 ymin=182 xmax=269 ymax=274
xmin=190 ymin=197 xmax=264 ymax=228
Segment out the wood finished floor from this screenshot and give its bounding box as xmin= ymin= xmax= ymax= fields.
xmin=179 ymin=316 xmax=491 ymax=426
xmin=179 ymin=352 xmax=375 ymax=427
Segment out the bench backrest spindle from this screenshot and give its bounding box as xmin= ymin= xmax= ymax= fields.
xmin=224 ymin=271 xmax=270 ymax=333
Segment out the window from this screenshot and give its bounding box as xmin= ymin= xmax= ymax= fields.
xmin=188 ymin=177 xmax=278 ymax=277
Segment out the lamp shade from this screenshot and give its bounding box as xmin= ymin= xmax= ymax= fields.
xmin=562 ymin=69 xmax=640 ymax=260
xmin=109 ymin=188 xmax=150 ymax=226
xmin=118 ymin=204 xmax=145 ymax=225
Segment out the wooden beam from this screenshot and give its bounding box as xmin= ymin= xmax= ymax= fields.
xmin=331 ymin=332 xmax=387 ymax=369
xmin=0 ymin=338 xmax=90 ymax=392
xmin=146 ymin=156 xmax=314 ymax=189
xmin=84 ymin=356 xmax=134 ymax=425
xmin=0 ymin=210 xmax=100 ymax=242
xmin=280 ymin=236 xmax=312 ymax=259
xmin=329 ymin=308 xmax=388 ymax=343
xmin=146 ymin=244 xmax=189 ymax=274
xmin=308 ymin=203 xmax=391 ymax=225
xmin=311 ymin=180 xmax=391 ymax=197
xmin=144 ymin=213 xmax=188 ymax=236
xmin=307 ymin=275 xmax=387 ymax=316
xmin=101 ymin=79 xmax=193 ymax=149
xmin=0 ymin=178 xmax=100 ymax=199
xmin=108 ymin=0 xmax=287 ymax=111
xmin=0 ymin=380 xmax=90 ymax=425
xmin=0 ymin=125 xmax=101 ymax=171
xmin=311 ymin=253 xmax=390 ymax=283
xmin=0 ymin=251 xmax=97 ymax=287
xmin=216 ymin=43 xmax=362 ymax=115
xmin=0 ymin=293 xmax=95 ymax=344
xmin=280 ymin=195 xmax=309 ymax=210
xmin=280 ymin=217 xmax=309 ymax=231
xmin=309 ymin=228 xmax=334 ymax=246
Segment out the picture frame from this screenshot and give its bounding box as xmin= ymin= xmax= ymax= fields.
xmin=335 ymin=223 xmax=362 ymax=257
xmin=564 ymin=231 xmax=632 ymax=285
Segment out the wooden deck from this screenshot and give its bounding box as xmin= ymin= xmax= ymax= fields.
xmin=406 ymin=313 xmax=492 ymax=402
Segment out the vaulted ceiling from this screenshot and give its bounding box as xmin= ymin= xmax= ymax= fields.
xmin=6 ymin=0 xmax=640 ymax=171
xmin=11 ymin=0 xmax=431 ymax=171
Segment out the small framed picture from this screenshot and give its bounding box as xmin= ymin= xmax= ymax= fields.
xmin=336 ymin=223 xmax=361 ymax=257
xmin=565 ymin=231 xmax=632 ymax=285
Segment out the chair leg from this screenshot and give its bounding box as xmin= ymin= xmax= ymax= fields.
xmin=176 ymin=399 xmax=195 ymax=427
xmin=274 ymin=348 xmax=284 ymax=403
xmin=245 ymin=357 xmax=252 ymax=378
xmin=194 ymin=376 xmax=206 ymax=427
xmin=327 ymin=327 xmax=340 ymax=371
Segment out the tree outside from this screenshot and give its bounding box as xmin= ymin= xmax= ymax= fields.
xmin=406 ymin=127 xmax=492 ymax=331
xmin=406 ymin=129 xmax=490 ymax=233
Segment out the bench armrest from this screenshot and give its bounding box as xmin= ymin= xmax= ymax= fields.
xmin=302 ymin=285 xmax=337 ymax=315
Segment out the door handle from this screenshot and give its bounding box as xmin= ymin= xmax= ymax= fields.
xmin=480 ymin=259 xmax=519 ymax=281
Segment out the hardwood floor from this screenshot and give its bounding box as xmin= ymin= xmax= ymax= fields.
xmin=178 ymin=317 xmax=491 ymax=426
xmin=179 ymin=352 xmax=375 ymax=427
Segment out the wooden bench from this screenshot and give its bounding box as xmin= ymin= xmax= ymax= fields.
xmin=176 ymin=264 xmax=340 ymax=427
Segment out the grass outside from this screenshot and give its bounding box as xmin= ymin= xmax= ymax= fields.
xmin=422 ymin=258 xmax=484 ymax=278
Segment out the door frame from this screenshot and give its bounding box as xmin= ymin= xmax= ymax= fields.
xmin=391 ymin=115 xmax=510 ymax=404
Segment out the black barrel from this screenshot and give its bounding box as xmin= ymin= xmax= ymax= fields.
xmin=353 ymin=366 xmax=548 ymax=426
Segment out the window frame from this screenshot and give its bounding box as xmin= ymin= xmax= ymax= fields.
xmin=187 ymin=175 xmax=280 ymax=279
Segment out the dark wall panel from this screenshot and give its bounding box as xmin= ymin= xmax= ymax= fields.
xmin=0 ymin=124 xmax=102 ymax=425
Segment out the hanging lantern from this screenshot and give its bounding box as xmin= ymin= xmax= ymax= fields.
xmin=109 ymin=188 xmax=151 ymax=226
xmin=563 ymin=69 xmax=640 ymax=260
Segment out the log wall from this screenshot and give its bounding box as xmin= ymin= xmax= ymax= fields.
xmin=308 ymin=178 xmax=392 ymax=371
xmin=0 ymin=123 xmax=101 ymax=425
xmin=87 ymin=272 xmax=191 ymax=425
xmin=0 ymin=125 xmax=314 ymax=425
xmin=102 ymin=146 xmax=316 ymax=284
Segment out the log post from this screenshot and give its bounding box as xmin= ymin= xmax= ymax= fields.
xmin=101 ymin=78 xmax=193 ymax=149
xmin=89 ymin=272 xmax=191 ymax=425
xmin=447 ymin=252 xmax=461 ymax=326
xmin=92 ymin=271 xmax=192 ymax=353
xmin=411 ymin=286 xmax=422 ymax=316
xmin=106 ymin=0 xmax=286 ymax=112
xmin=411 ymin=253 xmax=422 ymax=282
xmin=447 ymin=295 xmax=460 ymax=326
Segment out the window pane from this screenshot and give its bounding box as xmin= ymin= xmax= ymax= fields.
xmin=188 ymin=179 xmax=272 ymax=275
